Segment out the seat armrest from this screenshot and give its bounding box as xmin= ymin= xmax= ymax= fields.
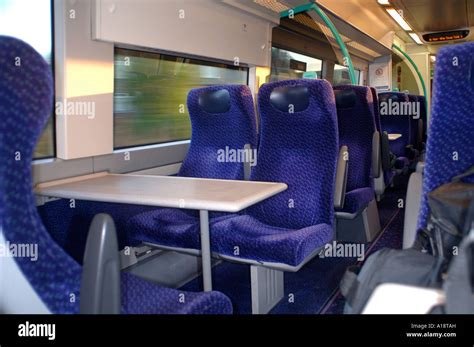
xmin=405 ymin=144 xmax=418 ymax=160
xmin=416 ymin=161 xmax=425 ymax=173
xmin=403 ymin=172 xmax=423 ymax=249
xmin=243 ymin=143 xmax=252 ymax=181
xmin=80 ymin=214 xmax=121 ymax=314
xmin=417 ymin=119 xmax=424 ymax=150
xmin=334 ymin=146 xmax=349 ymax=209
xmin=372 ymin=131 xmax=381 ymax=178
xmin=381 ymin=131 xmax=391 ymax=171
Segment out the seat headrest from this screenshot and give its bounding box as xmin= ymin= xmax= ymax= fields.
xmin=334 ymin=88 xmax=357 ymax=109
xmin=378 ymin=92 xmax=408 ymax=103
xmin=198 ymin=89 xmax=231 ymax=113
xmin=269 ymin=85 xmax=310 ymax=112
xmin=0 ymin=35 xmax=53 ymax=160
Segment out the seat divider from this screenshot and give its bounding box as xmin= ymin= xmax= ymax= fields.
xmin=250 ymin=265 xmax=284 ymax=314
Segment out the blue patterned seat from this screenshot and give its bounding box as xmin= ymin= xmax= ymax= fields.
xmin=378 ymin=92 xmax=411 ymax=157
xmin=370 ymin=87 xmax=394 ymax=197
xmin=126 ymin=85 xmax=257 ymax=249
xmin=378 ymin=91 xmax=411 ymax=182
xmin=0 ymin=36 xmax=232 ymax=314
xmin=120 ymin=272 xmax=230 ymax=314
xmin=333 ymin=86 xmax=376 ymax=214
xmin=210 ymin=79 xmax=338 ymax=267
xmin=407 ymin=94 xmax=422 ymax=151
xmin=370 ymin=87 xmax=382 ymax=133
xmin=417 ymin=42 xmax=474 ymax=229
xmin=418 ymin=95 xmax=428 ymax=143
xmin=178 ymin=85 xmax=257 ymax=180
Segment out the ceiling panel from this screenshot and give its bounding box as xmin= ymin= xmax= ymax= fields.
xmin=393 ymin=0 xmax=468 ymax=33
xmin=317 ymin=0 xmax=400 ymax=41
xmin=468 ymin=0 xmax=474 ymax=26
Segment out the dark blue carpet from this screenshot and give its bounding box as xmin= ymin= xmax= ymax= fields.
xmin=180 ymin=174 xmax=409 ymax=314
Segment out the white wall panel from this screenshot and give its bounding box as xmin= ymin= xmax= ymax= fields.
xmin=92 ymin=0 xmax=274 ymax=66
xmin=55 ymin=0 xmax=114 ymax=159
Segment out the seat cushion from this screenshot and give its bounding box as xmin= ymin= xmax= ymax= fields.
xmin=121 ymin=273 xmax=232 ymax=314
xmin=210 ymin=215 xmax=333 ymax=267
xmin=339 ymin=187 xmax=374 ymax=214
xmin=127 ymin=208 xmax=233 ymax=250
xmin=127 ymin=208 xmax=202 ymax=249
xmin=394 ymin=156 xmax=409 ymax=170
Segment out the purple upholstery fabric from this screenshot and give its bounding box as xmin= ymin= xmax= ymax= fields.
xmin=407 ymin=94 xmax=421 ymax=149
xmin=179 ymin=85 xmax=257 ymax=179
xmin=211 ymin=79 xmax=339 ymax=266
xmin=121 ymin=273 xmax=232 ymax=314
xmin=334 ymin=85 xmax=376 ymax=213
xmin=370 ymin=87 xmax=382 ymax=132
xmin=127 ymin=85 xmax=258 ymax=249
xmin=0 ymin=36 xmax=232 ymax=314
xmin=378 ymin=92 xmax=411 ymax=158
xmin=418 ymin=42 xmax=474 ymax=229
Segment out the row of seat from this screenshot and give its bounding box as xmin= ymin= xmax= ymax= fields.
xmin=36 ymin=59 xmax=390 ymax=312
xmin=3 ymin=36 xmax=365 ymax=314
xmin=8 ymin=33 xmax=469 ymax=315
xmin=128 ymin=79 xmax=388 ymax=263
xmin=372 ymin=90 xmax=427 ymax=199
xmin=130 ymin=80 xmax=339 ymax=267
xmin=371 ymin=41 xmax=474 ymax=313
xmin=0 ymin=36 xmax=233 ymax=314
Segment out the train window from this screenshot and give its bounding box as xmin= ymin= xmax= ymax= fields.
xmin=333 ymin=63 xmax=362 ymax=86
xmin=114 ymin=48 xmax=248 ymax=149
xmin=0 ymin=0 xmax=55 ymax=159
xmin=270 ymin=47 xmax=323 ymax=82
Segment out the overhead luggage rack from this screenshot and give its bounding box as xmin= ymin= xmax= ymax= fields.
xmin=251 ymin=0 xmax=393 ymax=61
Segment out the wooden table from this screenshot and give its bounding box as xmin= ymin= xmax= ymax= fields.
xmin=388 ymin=133 xmax=402 ymax=141
xmin=35 ymin=172 xmax=288 ymax=291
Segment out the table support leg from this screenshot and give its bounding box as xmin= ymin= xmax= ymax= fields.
xmin=199 ymin=210 xmax=212 ymax=291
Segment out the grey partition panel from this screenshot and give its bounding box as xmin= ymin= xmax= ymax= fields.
xmin=33 ymin=157 xmax=94 ymax=185
xmin=93 ymin=141 xmax=190 ymax=174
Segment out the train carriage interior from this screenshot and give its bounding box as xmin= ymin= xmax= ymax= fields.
xmin=1 ymin=0 xmax=474 ymax=325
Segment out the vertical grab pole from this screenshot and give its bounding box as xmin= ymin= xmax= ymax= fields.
xmin=280 ymin=2 xmax=357 ymax=85
xmin=199 ymin=210 xmax=213 ymax=291
xmin=392 ymin=43 xmax=429 ymax=116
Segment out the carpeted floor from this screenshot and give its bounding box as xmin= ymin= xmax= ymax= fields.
xmin=180 ymin=174 xmax=408 ymax=314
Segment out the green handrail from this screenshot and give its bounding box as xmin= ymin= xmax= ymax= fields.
xmin=392 ymin=43 xmax=428 ymax=114
xmin=281 ymin=2 xmax=357 ymax=85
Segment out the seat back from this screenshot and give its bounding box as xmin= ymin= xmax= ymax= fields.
xmin=334 ymin=85 xmax=376 ymax=192
xmin=378 ymin=92 xmax=411 ymax=157
xmin=407 ymin=94 xmax=421 ymax=148
xmin=418 ymin=42 xmax=474 ymax=228
xmin=178 ymin=85 xmax=257 ymax=179
xmin=370 ymin=87 xmax=382 ymax=132
xmin=248 ymin=79 xmax=338 ymax=229
xmin=0 ymin=36 xmax=81 ymax=313
xmin=417 ymin=95 xmax=428 ymax=142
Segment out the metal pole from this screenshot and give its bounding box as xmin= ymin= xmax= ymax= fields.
xmin=280 ymin=2 xmax=357 ymax=85
xmin=199 ymin=210 xmax=212 ymax=291
xmin=392 ymin=43 xmax=429 ymax=116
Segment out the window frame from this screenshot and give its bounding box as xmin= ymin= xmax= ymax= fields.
xmin=270 ymin=45 xmax=326 ymax=80
xmin=333 ymin=63 xmax=362 ymax=86
xmin=31 ymin=0 xmax=56 ymax=160
xmin=113 ymin=46 xmax=250 ymax=151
